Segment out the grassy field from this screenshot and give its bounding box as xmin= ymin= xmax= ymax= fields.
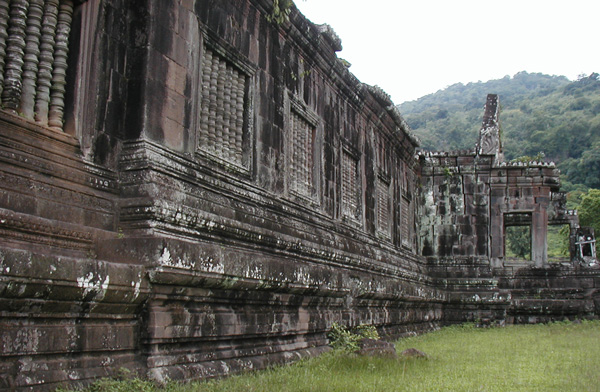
xmin=62 ymin=321 xmax=600 ymax=392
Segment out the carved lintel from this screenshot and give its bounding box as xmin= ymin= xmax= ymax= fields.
xmin=48 ymin=0 xmax=73 ymax=130
xmin=1 ymin=0 xmax=29 ymax=110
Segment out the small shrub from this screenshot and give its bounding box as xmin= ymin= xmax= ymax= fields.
xmin=353 ymin=324 xmax=380 ymax=340
xmin=327 ymin=322 xmax=380 ymax=352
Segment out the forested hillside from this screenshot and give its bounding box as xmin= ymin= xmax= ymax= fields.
xmin=398 ymin=72 xmax=600 ymax=192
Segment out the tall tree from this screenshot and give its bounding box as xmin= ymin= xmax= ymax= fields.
xmin=578 ymin=189 xmax=600 ymax=236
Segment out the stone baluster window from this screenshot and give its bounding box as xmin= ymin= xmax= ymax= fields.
xmin=287 ymin=98 xmax=319 ymax=202
xmin=375 ymin=132 xmax=391 ymax=238
xmin=376 ymin=176 xmax=391 ymax=238
xmin=400 ymin=164 xmax=416 ymax=249
xmin=341 ymin=149 xmax=361 ymax=222
xmin=197 ymin=44 xmax=253 ymax=174
xmin=289 ymin=110 xmax=315 ymax=198
xmin=401 ymin=195 xmax=410 ymax=246
xmin=399 ymin=162 xmax=415 ymax=248
xmin=0 ymin=1 xmax=8 ymax=95
xmin=0 ymin=0 xmax=73 ymax=130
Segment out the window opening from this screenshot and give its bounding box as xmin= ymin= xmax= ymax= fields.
xmin=547 ymin=224 xmax=570 ymax=263
xmin=504 ymin=213 xmax=533 ymax=262
xmin=289 ymin=109 xmax=316 ymax=200
xmin=341 ymin=149 xmax=360 ymax=222
xmin=197 ymin=44 xmax=252 ymax=173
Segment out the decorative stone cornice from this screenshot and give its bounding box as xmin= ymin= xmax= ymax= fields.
xmin=417 ymin=149 xmax=478 ymax=159
xmin=498 ymin=161 xmax=556 ymax=168
xmin=364 ymin=84 xmax=420 ymax=147
xmin=315 ymin=23 xmax=342 ymax=52
xmin=0 ymin=207 xmax=93 ymax=251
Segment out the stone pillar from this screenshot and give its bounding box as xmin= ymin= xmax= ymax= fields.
xmin=531 ymin=204 xmax=548 ymax=267
xmin=489 ymin=184 xmax=505 ymax=269
xmin=489 ymin=220 xmax=504 ymax=268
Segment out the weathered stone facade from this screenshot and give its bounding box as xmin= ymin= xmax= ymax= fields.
xmin=419 ymin=94 xmax=598 ymax=325
xmin=0 ymin=1 xmax=597 ymax=390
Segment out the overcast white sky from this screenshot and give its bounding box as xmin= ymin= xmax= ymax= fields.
xmin=294 ymin=0 xmax=600 ymax=104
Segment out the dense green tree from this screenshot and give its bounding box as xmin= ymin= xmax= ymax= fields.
xmin=398 ymin=71 xmax=600 ymax=190
xmin=506 ymin=226 xmax=531 ymax=259
xmin=561 ymin=142 xmax=600 ymax=189
xmin=578 ymin=189 xmax=600 ymax=236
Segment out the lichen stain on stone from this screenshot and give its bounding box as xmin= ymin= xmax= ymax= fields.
xmin=16 ymin=355 xmax=49 ymax=386
xmin=244 ymin=264 xmax=263 ymax=279
xmin=220 ymin=276 xmax=240 ymax=289
xmin=198 ymin=255 xmax=224 ymax=274
xmin=158 ymin=247 xmax=172 ymax=265
xmin=130 ymin=271 xmax=143 ymax=301
xmin=76 ymin=272 xmax=110 ymax=301
xmin=6 ymin=281 xmax=27 ymax=297
xmin=4 ymin=328 xmax=41 ymax=355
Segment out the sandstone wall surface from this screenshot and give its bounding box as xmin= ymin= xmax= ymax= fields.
xmin=0 ymin=1 xmax=598 ymax=390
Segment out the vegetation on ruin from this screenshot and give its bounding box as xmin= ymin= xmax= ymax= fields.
xmin=266 ymin=0 xmax=306 ymax=25
xmin=547 ymin=224 xmax=571 ymax=261
xmin=400 ymin=72 xmax=600 ymax=256
xmin=505 ymin=225 xmax=532 ymax=259
xmin=59 ymin=320 xmax=600 ymax=392
xmin=399 ymin=71 xmax=600 ymax=192
xmin=265 ymin=0 xmax=293 ymax=25
xmin=578 ymin=188 xmax=600 ymax=236
xmin=327 ymin=322 xmax=380 ymax=352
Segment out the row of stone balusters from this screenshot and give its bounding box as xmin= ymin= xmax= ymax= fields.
xmin=0 ymin=0 xmax=73 ymax=130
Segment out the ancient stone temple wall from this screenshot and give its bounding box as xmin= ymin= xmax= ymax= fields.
xmin=0 ymin=1 xmax=442 ymax=389
xmin=419 ymin=94 xmax=600 ymax=325
xmin=0 ymin=1 xmax=599 ymax=390
xmin=418 ymin=150 xmax=504 ymax=324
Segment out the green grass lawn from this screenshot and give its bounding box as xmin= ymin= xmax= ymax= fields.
xmin=64 ymin=321 xmax=600 ymax=392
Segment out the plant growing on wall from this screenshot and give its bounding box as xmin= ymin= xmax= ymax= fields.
xmin=510 ymin=152 xmax=546 ymax=164
xmin=442 ymin=166 xmax=453 ymax=177
xmin=266 ymin=0 xmax=294 ymax=25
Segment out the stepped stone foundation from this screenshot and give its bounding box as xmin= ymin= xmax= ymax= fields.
xmin=0 ymin=1 xmax=597 ymax=390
